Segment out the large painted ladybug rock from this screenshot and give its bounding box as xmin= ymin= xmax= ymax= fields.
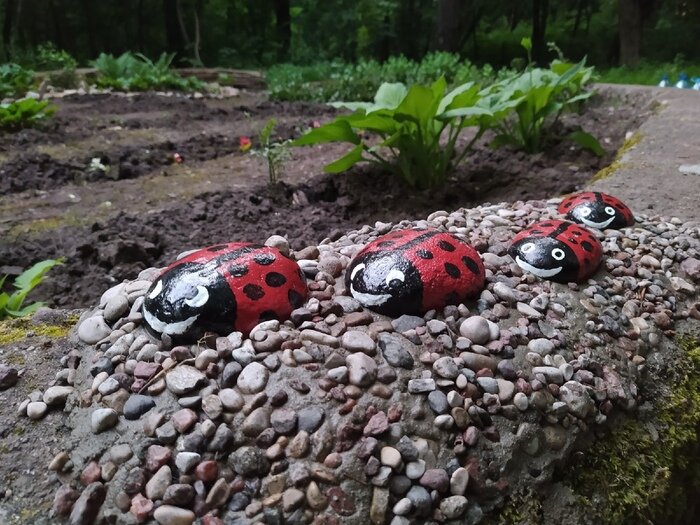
xmin=345 ymin=229 xmax=485 ymax=316
xmin=142 ymin=243 xmax=307 ymax=340
xmin=558 ymin=192 xmax=634 ymax=229
xmin=509 ymin=220 xmax=603 ymax=283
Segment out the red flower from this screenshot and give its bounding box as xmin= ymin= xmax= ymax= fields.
xmin=239 ymin=136 xmax=252 ymax=152
xmin=172 ymin=153 xmax=184 ymax=164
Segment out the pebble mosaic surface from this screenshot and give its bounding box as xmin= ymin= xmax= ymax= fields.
xmin=13 ymin=198 xmax=700 ymax=525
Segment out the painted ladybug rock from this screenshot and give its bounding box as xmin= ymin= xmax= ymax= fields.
xmin=142 ymin=243 xmax=307 ymax=340
xmin=509 ymin=220 xmax=603 ymax=283
xmin=558 ymin=191 xmax=634 ymax=229
xmin=345 ymin=229 xmax=485 ymax=316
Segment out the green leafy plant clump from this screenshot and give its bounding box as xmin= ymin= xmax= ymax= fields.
xmin=91 ymin=52 xmax=204 ymax=92
xmin=0 ymin=63 xmax=35 ymax=98
xmin=252 ymin=118 xmax=292 ymax=186
xmin=0 ymin=259 xmax=63 ymax=319
xmin=0 ymin=98 xmax=56 ymax=130
xmin=36 ymin=42 xmax=79 ymax=89
xmin=293 ymin=77 xmax=497 ymax=190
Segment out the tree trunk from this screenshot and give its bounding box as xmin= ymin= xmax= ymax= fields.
xmin=48 ymin=0 xmax=62 ymax=48
xmin=163 ymin=0 xmax=185 ymax=59
xmin=531 ymin=0 xmax=549 ymax=65
xmin=193 ymin=0 xmax=202 ymax=65
xmin=3 ymin=0 xmax=16 ymax=59
xmin=618 ymin=0 xmax=641 ymax=66
xmin=433 ymin=0 xmax=462 ymax=52
xmin=272 ymin=0 xmax=290 ymax=60
xmin=136 ymin=0 xmax=144 ymax=52
xmin=81 ymin=0 xmax=97 ymax=57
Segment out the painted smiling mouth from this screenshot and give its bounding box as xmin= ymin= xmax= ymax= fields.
xmin=350 ymin=284 xmax=393 ymax=306
xmin=515 ymin=256 xmax=563 ymax=278
xmin=143 ymin=308 xmax=200 ymax=335
xmin=579 ymin=216 xmax=614 ymax=229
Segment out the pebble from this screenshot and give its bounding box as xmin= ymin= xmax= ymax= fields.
xmin=69 ymin=482 xmax=106 ymax=525
xmin=91 ymin=408 xmax=118 ymax=433
xmin=43 ymin=385 xmax=74 ymax=406
xmin=346 ymin=353 xmax=377 ymax=386
xmin=380 ymin=447 xmax=402 ymax=469
xmin=408 ymin=378 xmax=436 ymax=394
xmin=440 ymin=495 xmax=469 ymax=519
xmin=237 ymin=362 xmax=270 ymax=394
xmin=378 ymin=333 xmax=415 ymax=369
xmin=123 ymin=394 xmax=156 ymax=420
xmin=78 ymin=315 xmax=111 ymax=344
xmin=165 ymin=366 xmax=206 ymax=395
xmin=427 ymin=390 xmax=450 ymax=414
xmin=27 ymin=401 xmax=48 ymax=419
xmin=145 ymin=465 xmax=171 ymax=499
xmin=459 ymin=316 xmax=491 ymax=344
xmin=153 ymin=505 xmax=196 ymax=525
xmin=433 ymin=356 xmax=459 ymax=379
xmin=527 ymin=338 xmax=554 ymax=355
xmin=341 ymin=330 xmax=376 ymax=354
xmin=0 ymin=364 xmax=19 ymax=389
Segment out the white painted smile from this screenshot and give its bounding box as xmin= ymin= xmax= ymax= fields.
xmin=580 ymin=216 xmax=614 ymax=229
xmin=515 ymin=256 xmax=563 ymax=278
xmin=350 ymin=283 xmax=393 ymax=306
xmin=143 ymin=308 xmax=200 ymax=335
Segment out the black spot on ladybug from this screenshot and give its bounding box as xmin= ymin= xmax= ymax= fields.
xmin=541 ymin=222 xmax=553 ymax=227
xmin=259 ymin=310 xmax=278 ymax=322
xmin=208 ymin=244 xmax=229 ymax=252
xmin=568 ymin=238 xmax=578 ymax=244
xmin=462 ymin=256 xmax=480 ymax=274
xmin=445 ymin=263 xmax=461 ymax=278
xmin=229 ymin=265 xmax=248 ymax=277
xmin=572 ymin=230 xmax=582 ymax=236
xmin=581 ymin=241 xmax=594 ymax=252
xmin=243 ymin=284 xmax=265 ymax=300
xmin=254 ymin=253 xmax=276 ymax=266
xmin=288 ymin=289 xmax=304 ymax=308
xmin=416 ymin=249 xmax=433 ymax=259
xmin=265 ymin=272 xmax=287 ymax=287
xmin=438 ymin=240 xmax=456 ymax=252
xmin=378 ymin=241 xmax=394 ymax=247
xmin=563 ymin=201 xmax=572 ymax=208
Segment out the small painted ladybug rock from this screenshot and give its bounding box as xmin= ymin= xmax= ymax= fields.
xmin=558 ymin=192 xmax=634 ymax=229
xmin=345 ymin=229 xmax=485 ymax=316
xmin=142 ymin=243 xmax=307 ymax=340
xmin=509 ymin=220 xmax=603 ymax=283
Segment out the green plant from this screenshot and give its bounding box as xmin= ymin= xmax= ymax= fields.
xmin=91 ymin=52 xmax=204 ymax=92
xmin=293 ymin=77 xmax=495 ymax=189
xmin=253 ymin=118 xmax=292 ymax=185
xmin=0 ymin=63 xmax=34 ymax=98
xmin=0 ymin=259 xmax=63 ymax=319
xmin=482 ymin=38 xmax=601 ymax=154
xmin=0 ymin=98 xmax=55 ymax=130
xmin=36 ymin=43 xmax=78 ymax=89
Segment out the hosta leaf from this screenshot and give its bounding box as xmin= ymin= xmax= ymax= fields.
xmin=293 ymin=120 xmax=360 ymax=146
xmin=568 ymin=130 xmax=604 ymax=156
xmin=324 ymin=144 xmax=364 ymax=173
xmin=14 ymin=259 xmax=63 ymax=291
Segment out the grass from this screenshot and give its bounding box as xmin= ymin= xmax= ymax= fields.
xmin=597 ymin=61 xmax=700 ymax=86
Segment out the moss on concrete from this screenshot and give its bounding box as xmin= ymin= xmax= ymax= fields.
xmin=0 ymin=315 xmax=77 ymax=346
xmin=590 ymin=132 xmax=643 ymax=183
xmin=570 ymin=337 xmax=700 ymax=525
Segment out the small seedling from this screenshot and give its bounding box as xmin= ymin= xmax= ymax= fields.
xmin=253 ymin=119 xmax=291 ymax=186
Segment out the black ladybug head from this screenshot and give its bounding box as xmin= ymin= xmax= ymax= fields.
xmin=345 ymin=251 xmax=422 ymax=316
xmin=509 ymin=237 xmax=579 ymax=283
xmin=142 ymin=261 xmax=236 ymax=341
xmin=567 ymin=201 xmax=624 ymax=229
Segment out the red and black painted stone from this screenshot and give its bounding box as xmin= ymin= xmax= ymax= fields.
xmin=345 ymin=229 xmax=485 ymax=316
xmin=558 ymin=191 xmax=634 ymax=229
xmin=142 ymin=242 xmax=307 ymax=340
xmin=509 ymin=219 xmax=603 ymax=283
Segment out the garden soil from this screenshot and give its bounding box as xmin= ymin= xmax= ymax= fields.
xmin=0 ymin=86 xmax=655 ymax=310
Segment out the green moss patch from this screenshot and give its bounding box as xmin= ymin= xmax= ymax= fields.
xmin=0 ymin=315 xmax=77 ymax=346
xmin=570 ymin=338 xmax=700 ymax=525
xmin=590 ymin=132 xmax=642 ymax=183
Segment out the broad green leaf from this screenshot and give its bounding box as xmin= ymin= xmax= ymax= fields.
xmin=438 ymin=82 xmax=479 ymax=114
xmin=520 ymin=37 xmax=532 ymax=53
xmin=0 ymin=292 xmax=8 ymax=310
xmin=568 ymin=130 xmax=604 ymax=156
xmin=439 ymin=106 xmax=492 ymax=120
xmin=395 ymin=84 xmax=437 ymax=125
xmin=5 ymin=302 xmax=43 ymax=317
xmin=13 ymin=259 xmax=63 ymax=291
xmin=329 ymin=101 xmax=375 ymax=112
xmin=324 ymin=144 xmax=364 ymax=173
xmin=292 ymin=120 xmax=360 ymax=146
xmin=373 ymin=82 xmax=408 ymax=109
xmin=345 ymin=112 xmax=398 ymax=134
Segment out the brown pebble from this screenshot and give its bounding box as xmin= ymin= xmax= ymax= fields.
xmin=80 ymin=461 xmax=102 ymax=485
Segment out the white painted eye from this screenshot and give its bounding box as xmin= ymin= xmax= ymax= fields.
xmin=184 ymin=285 xmax=209 ymax=308
xmin=521 ymin=242 xmax=536 ymax=253
xmin=605 ymin=206 xmax=616 ymax=215
xmin=580 ymin=207 xmax=592 ymax=217
xmin=148 ymin=280 xmax=163 ymax=299
xmin=350 ymin=263 xmax=366 ymax=281
xmin=385 ymin=269 xmax=405 ymax=286
xmin=551 ymin=248 xmax=565 ymax=261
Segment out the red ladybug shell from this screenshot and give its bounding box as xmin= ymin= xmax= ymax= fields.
xmin=345 ymin=229 xmax=485 ymax=315
xmin=143 ymin=242 xmax=307 ymax=339
xmin=510 ymin=220 xmax=603 ymax=282
xmin=558 ymin=192 xmax=634 ymax=229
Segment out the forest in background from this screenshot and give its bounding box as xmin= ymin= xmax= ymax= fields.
xmin=1 ymin=0 xmax=699 ymax=71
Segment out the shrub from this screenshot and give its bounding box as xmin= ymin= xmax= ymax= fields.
xmin=0 ymin=63 xmax=34 ymax=98
xmin=91 ymin=52 xmax=204 ymax=92
xmin=0 ymin=259 xmax=63 ymax=319
xmin=0 ymin=98 xmax=55 ymax=130
xmin=482 ymin=39 xmax=602 ymax=154
xmin=293 ymin=77 xmax=495 ymax=189
xmin=36 ymin=43 xmax=79 ymax=89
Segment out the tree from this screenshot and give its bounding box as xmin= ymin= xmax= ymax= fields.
xmin=531 ymin=0 xmax=549 ymax=65
xmin=273 ymin=0 xmax=290 ymax=60
xmin=163 ymin=0 xmax=186 ymax=61
xmin=433 ymin=0 xmax=462 ymax=52
xmin=618 ymin=0 xmax=641 ymax=66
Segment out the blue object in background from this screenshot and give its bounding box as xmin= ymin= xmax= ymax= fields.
xmin=692 ymin=77 xmax=700 ymax=91
xmin=675 ymin=72 xmax=692 ymax=89
xmin=658 ymin=73 xmax=671 ymax=87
